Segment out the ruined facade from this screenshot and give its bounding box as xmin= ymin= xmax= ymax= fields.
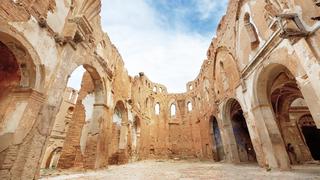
xmin=0 ymin=0 xmax=319 ymax=179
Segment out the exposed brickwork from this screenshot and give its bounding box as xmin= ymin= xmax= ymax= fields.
xmin=0 ymin=0 xmax=320 ymax=179
xmin=58 ymin=72 xmax=94 ymax=169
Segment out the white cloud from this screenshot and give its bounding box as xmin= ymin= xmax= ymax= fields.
xmin=194 ymin=0 xmax=228 ymax=20
xmin=101 ymin=0 xmax=221 ymax=93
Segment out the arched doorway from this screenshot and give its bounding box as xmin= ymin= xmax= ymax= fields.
xmin=111 ymin=103 xmax=123 ymax=154
xmin=0 ymin=37 xmax=39 ymax=130
xmin=0 ymin=32 xmax=45 ymax=176
xmin=269 ymin=69 xmax=319 ymax=164
xmin=45 ymin=147 xmax=62 ymax=169
xmin=209 ymin=116 xmax=225 ymax=161
xmin=56 ymin=65 xmax=104 ymax=169
xmin=270 ymin=68 xmax=318 ymax=164
xmin=108 ymin=100 xmax=128 ymax=165
xmin=227 ymin=99 xmax=256 ymax=163
xmin=255 ymin=63 xmax=319 ymax=167
xmin=132 ymin=116 xmax=141 ymax=158
xmin=0 ymin=29 xmax=48 ymax=179
xmin=114 ymin=101 xmax=128 ymax=150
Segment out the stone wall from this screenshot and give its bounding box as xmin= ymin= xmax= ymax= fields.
xmin=0 ymin=0 xmax=320 ymax=179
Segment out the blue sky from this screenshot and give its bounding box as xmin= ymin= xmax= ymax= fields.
xmin=145 ymin=0 xmax=227 ymax=35
xmin=97 ymin=0 xmax=228 ymax=93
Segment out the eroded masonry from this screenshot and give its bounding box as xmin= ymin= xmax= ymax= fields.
xmin=0 ymin=0 xmax=320 ymax=179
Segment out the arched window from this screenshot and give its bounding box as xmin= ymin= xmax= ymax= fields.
xmin=153 ymin=86 xmax=157 ymax=92
xmin=113 ymin=107 xmax=122 ymax=126
xmin=187 ymin=101 xmax=192 ymax=112
xmin=244 ymin=13 xmax=259 ymax=48
xmin=189 ymin=85 xmax=193 ymax=90
xmin=170 ymin=103 xmax=176 ymax=117
xmin=155 ymin=102 xmax=160 ymax=115
xmin=67 ymin=106 xmax=74 ymax=115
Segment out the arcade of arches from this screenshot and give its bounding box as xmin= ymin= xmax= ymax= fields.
xmin=0 ymin=0 xmax=320 ymax=179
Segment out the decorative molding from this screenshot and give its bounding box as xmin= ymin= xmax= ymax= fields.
xmin=77 ymin=0 xmax=101 ymax=21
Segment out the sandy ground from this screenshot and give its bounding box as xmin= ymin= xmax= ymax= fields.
xmin=40 ymin=160 xmax=320 ymax=180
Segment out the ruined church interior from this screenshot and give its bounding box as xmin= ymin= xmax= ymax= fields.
xmin=0 ymin=0 xmax=320 ymax=179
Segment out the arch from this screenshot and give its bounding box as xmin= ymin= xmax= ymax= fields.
xmin=56 ymin=64 xmax=106 ymax=169
xmin=225 ymin=98 xmax=257 ymax=163
xmin=113 ymin=100 xmax=127 ymax=125
xmin=187 ymin=101 xmax=192 ymax=112
xmin=243 ymin=12 xmax=259 ymax=48
xmin=132 ymin=116 xmax=141 ymax=155
xmin=67 ymin=106 xmax=75 ymax=114
xmin=45 ymin=147 xmax=62 ymax=169
xmin=0 ymin=34 xmax=40 ymax=98
xmin=213 ymin=48 xmax=240 ymax=97
xmin=170 ymin=103 xmax=176 ymax=117
xmin=213 ymin=47 xmax=233 ymax=80
xmin=67 ymin=65 xmax=104 ymax=155
xmin=0 ymin=41 xmax=21 ymax=101
xmin=40 ymin=142 xmax=62 ymax=169
xmin=251 ymin=63 xmax=293 ymax=169
xmin=254 ymin=63 xmax=294 ymax=105
xmin=67 ymin=64 xmax=104 ymax=93
xmin=159 ymin=87 xmax=163 ymax=93
xmin=0 ymin=26 xmax=44 ymax=92
xmin=0 ymin=30 xmax=46 ymax=157
xmin=155 ymin=102 xmax=160 ymax=115
xmin=114 ymin=100 xmax=128 ymax=150
xmin=252 ymin=63 xmax=319 ymax=168
xmin=209 ymin=116 xmax=225 ymax=161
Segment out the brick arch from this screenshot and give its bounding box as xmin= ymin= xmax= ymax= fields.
xmin=56 ymin=64 xmax=107 ymax=170
xmin=251 ymin=63 xmax=298 ymax=169
xmin=132 ymin=115 xmax=141 ymax=157
xmin=0 ymin=41 xmax=21 ymax=98
xmin=0 ymin=30 xmax=46 ymax=160
xmin=167 ymin=98 xmax=177 ymax=117
xmin=253 ymin=63 xmax=318 ymax=167
xmin=0 ymin=26 xmax=44 ymax=92
xmin=114 ymin=99 xmax=129 ymax=150
xmin=185 ymin=97 xmax=194 ymax=113
xmin=213 ymin=48 xmax=240 ymax=98
xmin=44 ymin=147 xmax=62 ymax=169
xmin=253 ymin=63 xmax=301 ymax=108
xmin=209 ymin=115 xmax=225 ymax=161
xmin=114 ymin=100 xmax=128 ymax=123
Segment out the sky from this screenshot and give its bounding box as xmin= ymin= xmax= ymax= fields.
xmin=68 ymin=0 xmax=228 ymax=92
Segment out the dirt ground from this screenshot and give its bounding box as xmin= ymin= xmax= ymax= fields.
xmin=40 ymin=160 xmax=320 ymax=180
